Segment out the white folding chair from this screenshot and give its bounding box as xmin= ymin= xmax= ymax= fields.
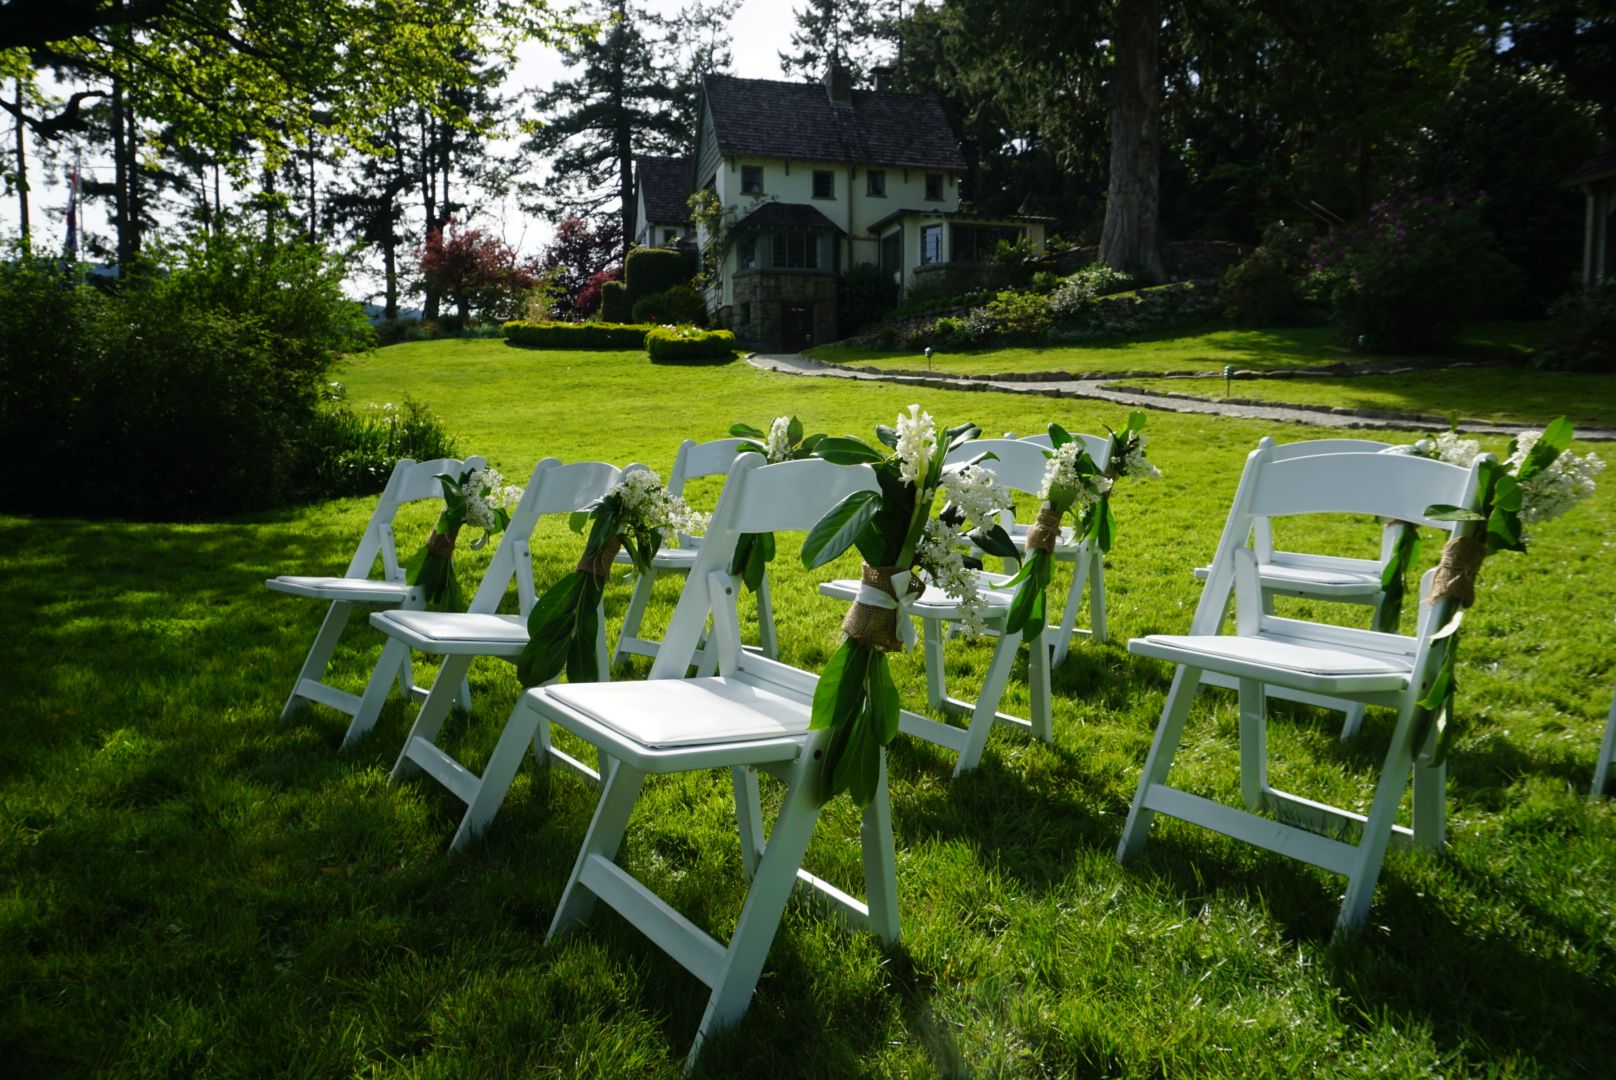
xmin=818 ymin=438 xmax=1054 ymax=775
xmin=1116 ymin=446 xmax=1487 ymax=938
xmin=1018 ymin=430 xmax=1112 ymax=666
xmin=610 ymin=436 xmax=778 ymax=668
xmin=338 ymin=458 xmax=626 ymax=767
xmin=1593 ymin=681 xmax=1616 ymax=799
xmin=516 ymin=455 xmax=907 ymax=1070
xmin=1190 ymin=437 xmax=1455 ymax=740
xmin=267 ymin=455 xmax=484 ymax=725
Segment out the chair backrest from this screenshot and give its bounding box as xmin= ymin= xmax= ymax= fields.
xmin=1020 ymin=431 xmax=1113 ymax=471
xmin=1249 ymin=437 xmax=1404 ymax=561
xmin=666 ymin=437 xmax=750 ymax=545
xmin=348 ymin=455 xmax=486 ymax=581
xmin=649 ymin=456 xmax=880 ymax=679
xmin=466 ymin=459 xmax=636 ymax=616
xmin=1191 ymin=445 xmax=1488 ymax=638
xmin=944 ymin=437 xmax=1053 ymax=496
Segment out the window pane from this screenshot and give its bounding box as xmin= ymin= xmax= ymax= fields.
xmin=925 ymin=173 xmax=943 ymax=200
xmin=813 ymin=171 xmax=834 ymax=198
xmin=921 ymin=224 xmax=941 ymax=264
xmin=742 ymin=166 xmax=763 ymax=194
xmin=867 ymin=170 xmax=886 ymax=196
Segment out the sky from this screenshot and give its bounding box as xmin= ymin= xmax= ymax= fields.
xmin=0 ymin=0 xmax=802 ymax=296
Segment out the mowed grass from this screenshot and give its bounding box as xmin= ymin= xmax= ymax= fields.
xmin=809 ymin=321 xmax=1549 ymax=376
xmin=1 ymin=336 xmax=1612 ymax=1077
xmin=1118 ymin=366 xmax=1616 ymax=429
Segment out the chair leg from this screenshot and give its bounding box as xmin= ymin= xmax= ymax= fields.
xmin=1237 ymin=678 xmax=1269 ymax=812
xmin=280 ymin=601 xmax=355 ymax=720
xmin=611 ymin=567 xmax=658 ymax=667
xmin=1028 ymin=631 xmax=1053 ymax=744
xmin=755 ymin=574 xmax=779 ymax=660
xmin=954 ymin=628 xmax=1020 ymax=776
xmin=1338 ymin=702 xmax=1368 ymax=741
xmin=389 ymin=654 xmax=474 ymax=780
xmin=1052 ymin=556 xmax=1089 ymax=669
xmin=733 ymin=765 xmax=765 ymax=878
xmin=922 ymin=617 xmax=947 ymax=711
xmin=1591 ymin=683 xmax=1616 ymax=800
xmin=687 ymin=763 xmax=826 ymax=1072
xmin=1088 ymin=550 xmax=1107 ymax=645
xmin=341 ymin=636 xmax=411 ymax=750
xmin=1334 ymin=710 xmax=1420 ymax=938
xmin=548 ymin=762 xmax=649 ymax=939
xmin=859 ymin=754 xmax=901 ymax=946
xmin=449 ymin=695 xmax=547 ymax=853
xmin=1117 ymin=666 xmax=1203 ymax=862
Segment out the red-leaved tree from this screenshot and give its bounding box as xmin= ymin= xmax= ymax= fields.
xmin=576 ymin=264 xmax=623 ymax=318
xmin=418 ymin=223 xmax=540 ymax=326
xmin=540 ymin=216 xmax=623 ymax=319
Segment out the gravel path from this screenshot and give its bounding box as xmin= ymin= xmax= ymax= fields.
xmin=747 ymin=353 xmax=1616 ymax=441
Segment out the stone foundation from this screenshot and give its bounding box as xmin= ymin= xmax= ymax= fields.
xmin=732 ymin=270 xmax=838 ymax=352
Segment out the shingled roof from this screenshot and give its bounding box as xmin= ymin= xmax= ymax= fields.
xmin=734 ymin=202 xmax=844 ymax=233
xmin=1564 ymin=142 xmax=1616 ymax=187
xmin=702 ymin=73 xmax=967 ymax=172
xmin=636 ymin=155 xmax=692 ymax=223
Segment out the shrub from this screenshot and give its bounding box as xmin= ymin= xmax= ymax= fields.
xmin=1220 ymin=221 xmax=1315 ymax=327
xmin=837 ymin=263 xmax=899 ymax=338
xmin=925 ymin=312 xmax=994 ymax=350
xmin=985 ymin=236 xmax=1040 ymax=289
xmin=0 ymin=228 xmax=375 ymax=520
xmin=624 ymin=246 xmax=690 ymax=302
xmin=502 ymin=321 xmax=652 ymax=349
xmin=645 ymin=326 xmax=737 ymax=363
xmin=1029 ymin=270 xmax=1061 ymax=294
xmin=983 ymin=289 xmax=1052 ymax=336
xmin=599 ymin=279 xmax=631 ymax=323
xmin=418 ymin=223 xmax=540 ymax=324
xmin=1049 ymin=264 xmax=1137 ymax=322
xmin=630 ymin=292 xmax=669 ymax=324
xmin=1534 ymin=282 xmax=1616 ymax=373
xmin=1053 ymin=281 xmax=1222 ymax=341
xmin=373 ymin=316 xmax=428 ymax=346
xmin=1308 ymin=190 xmax=1520 ymax=353
xmin=660 ymin=284 xmax=708 ymax=326
xmin=295 ymin=398 xmax=461 ymax=500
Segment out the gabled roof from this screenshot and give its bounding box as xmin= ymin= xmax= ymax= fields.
xmin=734 ymin=202 xmax=844 ymax=233
xmin=1564 ymin=142 xmax=1616 ymax=188
xmin=635 ymin=155 xmax=692 ymax=223
xmin=867 ymin=208 xmax=1058 ymax=233
xmin=702 ymin=73 xmax=967 ymax=172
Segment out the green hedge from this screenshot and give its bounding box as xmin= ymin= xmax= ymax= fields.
xmin=645 ymin=326 xmax=737 ymax=363
xmin=502 ymin=321 xmax=653 ymax=349
xmin=599 ymin=279 xmax=631 ymax=323
xmin=625 ymin=247 xmax=689 ymax=301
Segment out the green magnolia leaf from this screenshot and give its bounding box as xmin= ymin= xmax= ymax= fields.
xmin=816 ymin=436 xmax=886 ymax=464
xmin=566 ymin=576 xmax=605 ymax=684
xmin=729 ymin=422 xmax=765 ymax=439
xmin=1047 ymin=422 xmax=1071 ymax=448
xmin=519 ymin=572 xmax=589 ymax=686
xmin=809 ymin=640 xmax=854 ymax=731
xmin=1485 ymin=507 xmax=1526 ymax=555
xmin=801 ymin=489 xmax=881 ymax=569
xmin=733 ymin=440 xmax=767 ymax=457
xmin=1422 ymin=504 xmax=1486 ymax=522
xmin=1005 ymin=551 xmax=1050 ymax=634
xmin=968 ymin=523 xmax=1021 ymax=560
xmin=1128 ymin=411 xmax=1147 ymax=433
xmin=799 ymin=433 xmax=826 ymax=455
xmin=842 ymin=705 xmax=883 ymax=807
xmin=568 ymin=510 xmax=589 ymax=534
xmin=945 ymin=422 xmax=981 ymax=450
xmin=787 ymin=415 xmax=804 ymax=446
xmin=1093 ymin=494 xmax=1117 ymax=553
xmin=875 ymin=424 xmax=899 ymax=448
xmin=869 ymin=653 xmax=900 ymax=745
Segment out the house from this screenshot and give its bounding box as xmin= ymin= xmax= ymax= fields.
xmin=633 ymin=155 xmax=692 ymax=249
xmin=1565 ymin=141 xmax=1616 ymax=288
xmin=687 ymin=65 xmax=1049 ymax=351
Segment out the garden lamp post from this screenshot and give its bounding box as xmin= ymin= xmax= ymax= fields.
xmin=925 ymin=346 xmax=934 ymax=372
xmin=1223 ymin=364 xmax=1233 ymax=398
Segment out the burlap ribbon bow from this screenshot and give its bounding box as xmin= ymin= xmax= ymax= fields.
xmin=576 ymin=535 xmax=624 ymax=580
xmin=425 ymin=527 xmax=460 ymax=560
xmin=1024 ymin=505 xmax=1065 ymax=554
xmin=842 ymin=564 xmax=924 ymax=652
xmin=1428 ymin=534 xmax=1486 ymax=608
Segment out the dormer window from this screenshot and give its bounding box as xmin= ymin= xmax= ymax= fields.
xmin=742 ymin=165 xmax=764 ymax=195
xmin=925 ymin=173 xmax=944 ymax=201
xmin=812 ymin=170 xmax=834 ymax=199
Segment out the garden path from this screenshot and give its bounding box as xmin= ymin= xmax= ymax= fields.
xmin=749 ymin=354 xmax=1616 ymax=440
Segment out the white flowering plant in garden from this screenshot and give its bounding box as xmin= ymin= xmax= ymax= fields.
xmin=517 ymin=469 xmax=705 ymax=687
xmin=726 ymin=415 xmax=827 ymax=592
xmin=403 ymin=466 xmax=523 ymax=611
xmin=799 ymin=406 xmax=1015 ymax=807
xmin=1403 ymin=417 xmax=1603 ymax=762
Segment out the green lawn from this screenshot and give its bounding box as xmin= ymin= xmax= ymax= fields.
xmin=809 ymin=322 xmax=1550 ymax=376
xmin=1118 ymin=367 xmax=1616 ymax=429
xmin=2 ymin=337 xmax=1612 ymax=1077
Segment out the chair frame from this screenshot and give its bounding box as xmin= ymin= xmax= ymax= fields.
xmin=1593 ymin=682 xmax=1616 ymax=799
xmin=268 ymin=455 xmax=484 ymax=727
xmin=1116 ymin=446 xmax=1488 ymax=938
xmin=1018 ymin=431 xmax=1113 ymax=666
xmin=610 ymin=436 xmax=778 ymax=669
xmin=519 ymin=455 xmax=907 ymax=1070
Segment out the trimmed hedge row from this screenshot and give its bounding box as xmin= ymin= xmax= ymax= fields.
xmin=645 ymin=326 xmax=737 ymax=363
xmin=502 ymin=320 xmax=654 ymax=349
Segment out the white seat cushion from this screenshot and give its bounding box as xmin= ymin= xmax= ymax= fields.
xmin=1131 ymin=632 xmax=1412 ymax=694
xmin=371 ymin=610 xmax=528 ymax=654
xmin=266 ymin=575 xmax=413 ymax=603
xmin=546 ymin=677 xmax=811 ymax=748
xmin=818 ymin=578 xmax=1012 ymax=621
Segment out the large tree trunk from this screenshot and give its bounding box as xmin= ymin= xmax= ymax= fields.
xmin=13 ymin=79 xmax=28 ymax=249
xmin=420 ymin=109 xmax=441 ymax=320
xmin=1099 ymin=0 xmax=1163 ymax=282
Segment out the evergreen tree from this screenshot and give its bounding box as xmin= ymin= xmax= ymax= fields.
xmin=778 ymin=0 xmax=897 ymax=83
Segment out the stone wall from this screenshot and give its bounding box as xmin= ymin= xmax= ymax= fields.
xmin=732 ymin=270 xmax=838 ymax=352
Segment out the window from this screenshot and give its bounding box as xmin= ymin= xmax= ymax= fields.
xmin=867 ymin=169 xmax=886 ymax=197
xmin=662 ymin=228 xmax=679 ymax=245
xmin=772 ymin=231 xmax=820 ymax=269
xmin=737 ymin=235 xmax=758 ymax=270
xmin=742 ymin=165 xmax=764 ymax=194
xmin=880 ymin=231 xmax=901 ymax=276
xmin=925 ymin=173 xmax=944 ymax=200
xmin=740 ymin=302 xmax=751 ymax=326
xmin=812 ymin=170 xmax=834 ymax=198
xmin=951 ymin=224 xmax=1024 ymax=264
xmin=920 ymin=224 xmax=942 ymax=264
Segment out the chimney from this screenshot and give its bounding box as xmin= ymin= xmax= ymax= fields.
xmin=824 ymin=57 xmax=852 ymax=107
xmin=872 ymin=65 xmax=894 ymax=92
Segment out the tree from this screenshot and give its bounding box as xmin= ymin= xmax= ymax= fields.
xmin=1099 ymin=0 xmax=1162 ymax=279
xmin=778 ymin=0 xmax=897 ymax=83
xmin=523 ymin=0 xmax=732 ymax=249
xmin=539 ymin=215 xmax=624 ymax=318
xmin=418 ymin=223 xmax=539 ymax=325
